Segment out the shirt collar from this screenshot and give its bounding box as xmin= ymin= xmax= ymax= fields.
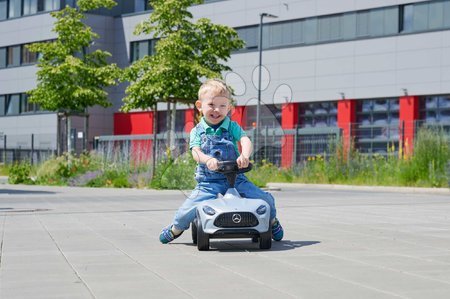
xmin=200 ymin=116 xmax=230 ymax=133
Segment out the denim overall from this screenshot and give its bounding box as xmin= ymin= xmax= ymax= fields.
xmin=172 ymin=123 xmax=277 ymax=231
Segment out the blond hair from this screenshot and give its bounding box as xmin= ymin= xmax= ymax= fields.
xmin=198 ymin=79 xmax=231 ymax=101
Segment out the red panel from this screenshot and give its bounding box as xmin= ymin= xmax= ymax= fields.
xmin=185 ymin=109 xmax=195 ymax=132
xmin=399 ymin=96 xmax=419 ymax=157
xmin=231 ymin=106 xmax=247 ymax=128
xmin=337 ymin=99 xmax=356 ymax=154
xmin=114 ymin=111 xmax=154 ymax=135
xmin=281 ymin=103 xmax=299 ymax=168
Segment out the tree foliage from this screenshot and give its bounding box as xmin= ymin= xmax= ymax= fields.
xmin=27 ymin=0 xmax=120 ymax=112
xmin=121 ymin=0 xmax=244 ymax=111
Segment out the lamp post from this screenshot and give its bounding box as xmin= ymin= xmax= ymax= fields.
xmin=255 ymin=12 xmax=278 ymax=162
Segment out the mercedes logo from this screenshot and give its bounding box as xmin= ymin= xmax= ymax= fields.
xmin=232 ymin=214 xmax=241 ymax=223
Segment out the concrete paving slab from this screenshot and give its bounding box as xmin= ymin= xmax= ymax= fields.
xmin=0 ymin=183 xmax=449 ymax=298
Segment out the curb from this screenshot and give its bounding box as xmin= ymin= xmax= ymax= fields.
xmin=266 ymin=182 xmax=450 ymax=194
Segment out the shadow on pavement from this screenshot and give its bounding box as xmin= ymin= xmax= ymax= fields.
xmin=180 ymin=240 xmax=321 ymax=252
xmin=0 ymin=189 xmax=56 ymax=195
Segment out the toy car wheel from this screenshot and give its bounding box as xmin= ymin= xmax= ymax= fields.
xmin=197 ymin=219 xmax=210 ymax=251
xmin=191 ymin=221 xmax=198 ymax=244
xmin=259 ymin=230 xmax=272 ymax=249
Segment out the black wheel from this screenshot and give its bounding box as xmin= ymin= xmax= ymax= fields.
xmin=259 ymin=230 xmax=272 ymax=249
xmin=252 ymin=236 xmax=259 ymax=243
xmin=197 ymin=219 xmax=210 ymax=251
xmin=191 ymin=221 xmax=198 ymax=244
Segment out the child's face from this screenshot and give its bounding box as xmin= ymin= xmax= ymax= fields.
xmin=196 ymin=92 xmax=231 ymax=125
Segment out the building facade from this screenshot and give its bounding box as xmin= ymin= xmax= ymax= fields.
xmin=1 ymin=0 xmax=450 ymax=166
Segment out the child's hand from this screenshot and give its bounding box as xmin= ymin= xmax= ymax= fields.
xmin=237 ymin=154 xmax=250 ymax=168
xmin=206 ymin=157 xmax=219 ymax=171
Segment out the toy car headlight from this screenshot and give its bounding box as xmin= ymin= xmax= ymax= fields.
xmin=256 ymin=205 xmax=267 ymax=215
xmin=202 ymin=205 xmax=216 ymax=216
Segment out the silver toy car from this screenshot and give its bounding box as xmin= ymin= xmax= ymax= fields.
xmin=191 ymin=161 xmax=272 ymax=251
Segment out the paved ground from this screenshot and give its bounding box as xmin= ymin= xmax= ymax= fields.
xmin=0 ymin=183 xmax=449 ymax=299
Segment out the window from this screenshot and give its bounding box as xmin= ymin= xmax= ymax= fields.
xmin=6 ymin=94 xmax=20 ymax=115
xmin=420 ymin=96 xmax=450 ymax=124
xmin=157 ymin=110 xmax=185 ymax=133
xmin=23 ymin=0 xmax=38 ymax=15
xmin=0 ymin=0 xmax=7 ymax=20
xmin=22 ymin=45 xmax=38 ymax=64
xmin=135 ymin=0 xmax=149 ymax=12
xmin=355 ymin=98 xmax=400 ymax=154
xmin=8 ymin=0 xmax=22 ymax=18
xmin=428 ymin=1 xmax=444 ymax=30
xmin=20 ymin=94 xmax=35 ymax=114
xmin=44 ymin=0 xmax=59 ymax=11
xmin=130 ymin=39 xmax=157 ymax=62
xmin=236 ymin=26 xmax=258 ymax=50
xmin=7 ymin=46 xmax=21 ymax=67
xmin=299 ymin=102 xmax=337 ymax=128
xmin=401 ymin=4 xmax=414 ymax=32
xmin=245 ymin=105 xmax=282 ymax=129
xmin=0 ymin=48 xmax=6 ymax=68
xmin=0 ymin=95 xmax=5 ymax=116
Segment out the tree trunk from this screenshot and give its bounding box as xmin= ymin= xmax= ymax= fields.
xmin=166 ymin=101 xmax=171 ymax=152
xmin=84 ymin=109 xmax=89 ymax=152
xmin=151 ymin=104 xmax=158 ymax=179
xmin=66 ymin=114 xmax=71 ymax=154
xmin=170 ymin=101 xmax=176 ymax=152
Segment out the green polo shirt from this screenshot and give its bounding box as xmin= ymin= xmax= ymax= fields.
xmin=189 ymin=116 xmax=247 ymax=155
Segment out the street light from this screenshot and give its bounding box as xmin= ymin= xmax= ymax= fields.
xmin=255 ymin=12 xmax=278 ymax=163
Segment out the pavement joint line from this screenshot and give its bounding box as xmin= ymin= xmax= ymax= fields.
xmin=257 ymin=252 xmax=410 ymax=299
xmin=177 ymin=243 xmax=300 ymax=299
xmin=36 ymin=214 xmax=97 ymax=299
xmin=286 ymin=220 xmax=450 ymax=270
xmin=290 ymin=213 xmax=450 ymax=253
xmin=69 ymin=205 xmax=198 ymax=299
xmin=0 ymin=215 xmax=6 ymax=269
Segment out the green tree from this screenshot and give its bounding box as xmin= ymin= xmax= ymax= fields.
xmin=122 ymin=0 xmax=244 ymax=171
xmin=27 ymin=0 xmax=120 ymax=154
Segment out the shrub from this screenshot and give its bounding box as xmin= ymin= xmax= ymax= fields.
xmin=8 ymin=162 xmax=33 ymax=184
xmin=150 ymin=153 xmax=197 ymax=190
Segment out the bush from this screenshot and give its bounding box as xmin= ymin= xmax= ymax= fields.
xmin=150 ymin=153 xmax=197 ymax=189
xmin=8 ymin=162 xmax=33 ymax=184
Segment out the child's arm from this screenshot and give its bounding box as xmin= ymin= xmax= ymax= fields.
xmin=237 ymin=136 xmax=252 ymax=168
xmin=191 ymin=146 xmax=219 ymax=170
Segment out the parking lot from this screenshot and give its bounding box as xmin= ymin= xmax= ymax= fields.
xmin=0 ymin=183 xmax=449 ymax=298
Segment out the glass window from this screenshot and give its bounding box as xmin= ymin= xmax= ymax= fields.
xmin=246 ymin=105 xmax=281 ymax=128
xmin=23 ymin=0 xmax=38 ymax=15
xmin=0 ymin=48 xmax=6 ymax=68
xmin=6 ymin=95 xmax=20 ymax=115
xmin=7 ymin=46 xmax=21 ymax=67
xmin=384 ymin=7 xmax=399 ymax=35
xmin=299 ymin=101 xmax=337 ymax=128
xmin=44 ymin=0 xmax=59 ymax=11
xmin=356 ymin=10 xmax=369 ymax=37
xmin=303 ymin=19 xmax=317 ymax=44
xmin=22 ymin=45 xmax=38 ymax=64
xmin=413 ymin=2 xmax=428 ymax=31
xmin=401 ymin=4 xmax=414 ymax=32
xmin=20 ymin=94 xmax=34 ymax=114
xmin=0 ymin=95 xmax=5 ymax=116
xmin=0 ymin=0 xmax=7 ymax=20
xmin=135 ymin=0 xmax=148 ymax=12
xmin=236 ymin=27 xmax=258 ymax=50
xmin=291 ymin=20 xmax=304 ymax=44
xmin=341 ymin=12 xmax=356 ymax=39
xmin=269 ymin=23 xmax=284 ymax=47
xmin=369 ymin=9 xmax=384 ymax=36
xmin=428 ymin=1 xmax=444 ymax=30
xmin=445 ymin=2 xmax=450 ymax=28
xmin=9 ymin=0 xmax=22 ymax=18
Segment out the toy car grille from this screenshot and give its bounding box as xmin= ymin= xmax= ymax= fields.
xmin=214 ymin=212 xmax=259 ymax=228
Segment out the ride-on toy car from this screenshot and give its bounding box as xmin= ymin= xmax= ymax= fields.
xmin=191 ymin=160 xmax=272 ymax=251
